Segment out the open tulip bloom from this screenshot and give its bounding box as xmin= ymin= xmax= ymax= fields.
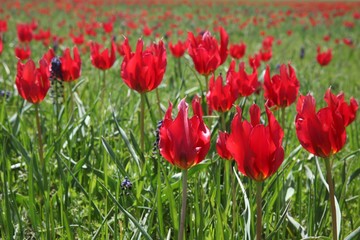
xmin=295 ymin=88 xmax=358 ymax=240
xmin=226 ymin=104 xmax=284 ymax=240
xmin=187 ymin=27 xmax=228 ymax=77
xmin=159 ymin=96 xmax=210 ymax=240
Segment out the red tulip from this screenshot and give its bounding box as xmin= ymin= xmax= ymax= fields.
xmin=90 ymin=41 xmax=116 ymax=70
xmin=262 ymin=36 xmax=274 ymax=49
xmin=15 ymin=59 xmax=50 ymax=104
xmin=229 ymin=42 xmax=246 ymax=59
xmin=264 ymin=64 xmax=300 ymax=108
xmin=17 ymin=23 xmax=33 ymax=43
xmin=0 ymin=20 xmax=7 ymax=33
xmin=295 ymin=89 xmax=358 ymax=158
xmin=70 ymin=33 xmax=84 ymax=45
xmin=42 ymin=48 xmax=55 ymax=65
xmin=121 ymin=38 xmax=167 ymax=93
xmin=169 ymin=40 xmax=188 ymax=58
xmin=102 ymin=21 xmax=113 ymax=34
xmin=206 ymin=74 xmax=237 ymax=113
xmin=15 ymin=46 xmax=31 ymax=61
xmin=226 ymin=104 xmax=284 ymax=181
xmin=159 ymin=96 xmax=211 ymax=169
xmin=227 ymin=60 xmax=259 ymax=97
xmin=60 ymin=47 xmax=81 ymax=82
xmin=187 ymin=27 xmax=228 ymax=76
xmin=216 ymin=131 xmax=232 ymax=160
xmin=143 ymin=25 xmax=152 ymax=36
xmin=316 ymin=47 xmax=332 ymax=66
xmin=259 ymin=48 xmax=272 ymax=62
xmin=0 ymin=39 xmax=3 ymax=55
xmin=248 ymin=53 xmax=261 ymax=69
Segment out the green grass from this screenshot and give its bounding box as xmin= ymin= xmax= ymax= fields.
xmin=0 ymin=1 xmax=359 ymax=239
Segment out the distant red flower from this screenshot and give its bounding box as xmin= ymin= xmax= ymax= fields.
xmin=295 ymin=89 xmax=358 ymax=158
xmin=17 ymin=23 xmax=33 ymax=43
xmin=206 ymin=74 xmax=237 ymax=113
xmin=262 ymin=36 xmax=274 ymax=49
xmin=248 ymin=53 xmax=261 ymax=69
xmin=159 ymin=96 xmax=211 ymax=169
xmin=143 ymin=25 xmax=152 ymax=36
xmin=0 ymin=20 xmax=7 ymax=33
xmin=0 ymin=39 xmax=3 ymax=55
xmin=102 ymin=21 xmax=113 ymax=33
xmin=286 ymin=30 xmax=292 ymax=36
xmin=15 ymin=46 xmax=31 ymax=61
xmin=187 ymin=27 xmax=228 ymax=76
xmin=343 ymin=38 xmax=353 ymax=47
xmin=169 ymin=40 xmax=188 ymax=58
xmin=316 ymin=47 xmax=332 ymax=66
xmin=259 ymin=48 xmax=272 ymax=62
xmin=60 ymin=47 xmax=81 ymax=82
xmin=323 ymin=35 xmax=331 ymax=42
xmin=216 ymin=131 xmax=232 ymax=160
xmin=90 ymin=41 xmax=116 ymax=70
xmin=227 ymin=60 xmax=259 ymax=97
xmin=226 ymin=104 xmax=284 ymax=181
xmin=264 ymin=64 xmax=300 ymax=108
xmin=15 ymin=59 xmax=50 ymax=104
xmin=229 ymin=42 xmax=246 ymax=59
xmin=70 ymin=33 xmax=85 ymax=45
xmin=121 ymin=38 xmax=167 ymax=93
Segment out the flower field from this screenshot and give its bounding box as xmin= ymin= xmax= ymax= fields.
xmin=0 ymin=0 xmax=359 ymax=239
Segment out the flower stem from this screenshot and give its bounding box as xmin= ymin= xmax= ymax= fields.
xmin=325 ymin=157 xmax=337 ymax=240
xmin=281 ymin=107 xmax=285 ymax=130
xmin=35 ymin=104 xmax=44 ymax=168
xmin=178 ymin=169 xmax=188 ymax=240
xmin=256 ymin=181 xmax=263 ymax=240
xmin=100 ymin=70 xmax=106 ymax=111
xmin=140 ymin=93 xmax=145 ymax=152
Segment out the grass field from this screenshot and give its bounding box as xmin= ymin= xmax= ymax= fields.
xmin=0 ymin=1 xmax=359 ymax=239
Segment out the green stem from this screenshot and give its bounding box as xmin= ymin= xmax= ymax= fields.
xmin=35 ymin=104 xmax=51 ymax=239
xmin=281 ymin=107 xmax=285 ymax=130
xmin=325 ymin=157 xmax=337 ymax=240
xmin=178 ymin=169 xmax=188 ymax=240
xmin=35 ymin=104 xmax=44 ymax=170
xmin=156 ymin=88 xmax=162 ymax=117
xmin=256 ymin=181 xmax=263 ymax=240
xmin=231 ymin=165 xmax=236 ymax=236
xmin=140 ymin=93 xmax=145 ymax=152
xmin=100 ymin=70 xmax=106 ymax=111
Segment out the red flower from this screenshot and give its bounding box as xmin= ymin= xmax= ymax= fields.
xmin=60 ymin=47 xmax=81 ymax=82
xmin=262 ymin=36 xmax=274 ymax=49
xmin=143 ymin=25 xmax=152 ymax=36
xmin=169 ymin=40 xmax=188 ymax=58
xmin=15 ymin=46 xmax=31 ymax=61
xmin=227 ymin=60 xmax=259 ymax=97
xmin=216 ymin=131 xmax=232 ymax=160
xmin=17 ymin=23 xmax=33 ymax=43
xmin=323 ymin=35 xmax=331 ymax=42
xmin=259 ymin=48 xmax=272 ymax=62
xmin=226 ymin=104 xmax=284 ymax=181
xmin=15 ymin=59 xmax=50 ymax=104
xmin=264 ymin=64 xmax=300 ymax=108
xmin=70 ymin=33 xmax=84 ymax=45
xmin=103 ymin=21 xmax=113 ymax=33
xmin=121 ymin=38 xmax=167 ymax=93
xmin=229 ymin=42 xmax=246 ymax=59
xmin=90 ymin=41 xmax=116 ymax=70
xmin=248 ymin=53 xmax=261 ymax=69
xmin=187 ymin=27 xmax=228 ymax=76
xmin=0 ymin=20 xmax=7 ymax=33
xmin=343 ymin=38 xmax=353 ymax=47
xmin=42 ymin=48 xmax=55 ymax=65
xmin=159 ymin=96 xmax=211 ymax=169
xmin=316 ymin=47 xmax=332 ymax=66
xmin=0 ymin=39 xmax=3 ymax=55
xmin=206 ymin=74 xmax=237 ymax=113
xmin=295 ymin=89 xmax=358 ymax=158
